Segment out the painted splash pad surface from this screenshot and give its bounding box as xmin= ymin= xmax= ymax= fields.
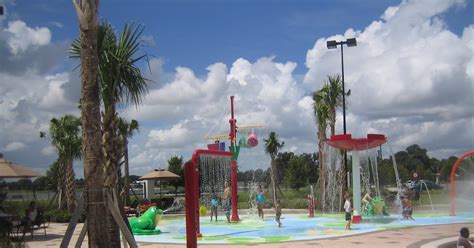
xmin=134 ymin=213 xmax=474 ymax=244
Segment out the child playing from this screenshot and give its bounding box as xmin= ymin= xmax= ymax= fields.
xmin=344 ymin=195 xmax=352 ymax=230
xmin=274 ymin=199 xmax=282 ymax=227
xmin=210 ymin=190 xmax=219 ymax=221
xmin=223 ymin=181 xmax=232 ymax=223
xmin=401 ymin=196 xmax=414 ymax=220
xmin=256 ymin=186 xmax=265 ymax=219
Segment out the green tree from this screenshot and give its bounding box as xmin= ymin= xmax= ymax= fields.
xmin=48 ymin=115 xmax=82 ymax=213
xmin=406 ymin=144 xmax=430 ymax=166
xmin=167 ymin=155 xmax=184 ymax=194
xmin=439 ymin=156 xmax=458 ymax=182
xmin=33 ymin=176 xmax=50 ymax=191
xmin=301 ymin=153 xmax=319 ymax=185
xmin=45 ymin=161 xmax=61 ymax=191
xmin=264 ymin=131 xmax=284 ymax=205
xmin=377 ymin=158 xmax=396 ymax=186
xmin=117 ymin=118 xmax=139 ymax=206
xmin=275 ymin=152 xmax=294 ymax=188
xmin=286 ymin=156 xmax=307 ymax=191
xmin=16 ymin=179 xmax=33 ymax=189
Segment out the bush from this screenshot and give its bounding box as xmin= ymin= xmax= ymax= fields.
xmin=0 ymin=238 xmax=22 ymax=248
xmin=44 ymin=209 xmax=71 ymax=223
xmin=283 ymin=199 xmax=308 ymax=209
xmin=236 ymin=187 xmax=321 ymax=209
xmin=1 ymin=201 xmax=29 ymax=217
xmin=1 ymin=200 xmax=53 ymax=218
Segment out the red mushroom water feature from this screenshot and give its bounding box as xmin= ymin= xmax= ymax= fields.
xmin=325 ymin=134 xmax=387 ymax=223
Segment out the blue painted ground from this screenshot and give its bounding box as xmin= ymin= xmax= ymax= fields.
xmin=134 ymin=213 xmax=474 ymax=244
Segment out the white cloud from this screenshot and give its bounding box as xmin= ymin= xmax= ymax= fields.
xmin=3 ymin=141 xmax=26 ymax=152
xmin=50 ymin=21 xmax=63 ymax=28
xmin=304 ymin=0 xmax=473 ymax=157
xmin=141 ymin=34 xmax=156 ymax=47
xmin=4 ymin=20 xmax=51 ymax=54
xmin=41 ymin=146 xmax=56 ymax=156
xmin=126 ymin=56 xmax=313 ymax=174
xmin=39 ymin=73 xmax=74 ymax=109
xmin=0 ymin=20 xmax=79 ymax=174
xmin=146 ymin=122 xmax=194 ymax=149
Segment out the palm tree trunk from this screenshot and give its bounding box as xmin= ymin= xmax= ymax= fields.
xmin=124 ymin=139 xmax=130 ymax=206
xmin=277 ymin=185 xmax=284 ymax=199
xmin=58 ymin=161 xmax=67 ymax=210
xmin=65 ymin=159 xmax=76 ymax=213
xmin=103 ymin=108 xmax=119 ymax=187
xmin=74 ymin=1 xmax=108 ymax=246
xmin=318 ymin=132 xmax=326 ymax=211
xmin=329 ymin=115 xmax=347 ymax=211
xmin=329 ymin=112 xmax=336 ymax=137
xmin=102 ymin=107 xmax=120 ymax=247
xmin=338 ymin=165 xmax=345 ymax=212
xmin=271 ymin=160 xmax=277 ymax=206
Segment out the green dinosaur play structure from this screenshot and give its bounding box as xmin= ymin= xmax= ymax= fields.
xmin=362 ymin=197 xmax=389 ymax=217
xmin=129 ymin=206 xmax=163 ymax=235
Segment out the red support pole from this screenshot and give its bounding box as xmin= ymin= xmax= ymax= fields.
xmin=194 ymin=161 xmax=202 ymax=238
xmin=228 ymin=95 xmax=240 ymax=221
xmin=231 ymin=160 xmax=239 ymax=221
xmin=449 ymin=150 xmax=474 ymax=216
xmin=184 ymin=161 xmax=197 ymax=248
xmin=229 ymin=96 xmax=236 ymax=148
xmin=308 ymin=195 xmax=315 ymax=218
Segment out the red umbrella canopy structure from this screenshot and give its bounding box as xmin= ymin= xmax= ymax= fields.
xmin=325 ymin=134 xmax=387 ymax=151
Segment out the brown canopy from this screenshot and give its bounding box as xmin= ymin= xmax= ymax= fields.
xmin=0 ymin=157 xmax=40 ymax=178
xmin=140 ymin=169 xmax=180 ymax=180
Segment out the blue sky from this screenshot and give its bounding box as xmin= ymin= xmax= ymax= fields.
xmin=9 ymin=0 xmax=472 ymax=75
xmin=0 ymin=0 xmax=473 ymax=177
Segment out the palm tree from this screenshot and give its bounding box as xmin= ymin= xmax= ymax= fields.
xmin=70 ymin=20 xmax=149 ymax=247
xmin=264 ymin=132 xmax=284 ymax=206
xmin=47 ymin=115 xmax=82 ymax=213
xmin=322 ymin=75 xmax=348 ymax=136
xmin=71 ymin=21 xmax=148 ymax=186
xmin=117 ymin=117 xmax=139 ymax=206
xmin=312 ymin=90 xmax=329 ymax=210
xmin=321 ymin=75 xmax=350 ymax=209
xmin=72 ymin=1 xmax=106 ymax=246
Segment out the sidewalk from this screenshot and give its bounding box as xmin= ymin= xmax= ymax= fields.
xmin=25 ymin=222 xmax=474 ymax=248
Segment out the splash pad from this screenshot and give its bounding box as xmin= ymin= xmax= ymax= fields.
xmin=134 ymin=213 xmax=474 ymax=245
xmin=133 ymin=134 xmax=474 ymax=245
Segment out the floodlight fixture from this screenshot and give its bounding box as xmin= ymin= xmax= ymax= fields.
xmin=327 ymin=40 xmax=338 ymax=49
xmin=346 ymin=38 xmax=357 ymax=47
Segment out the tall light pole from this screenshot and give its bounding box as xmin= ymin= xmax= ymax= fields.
xmin=327 ymin=38 xmax=357 ymax=187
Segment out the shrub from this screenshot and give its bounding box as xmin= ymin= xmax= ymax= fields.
xmin=45 ymin=209 xmax=71 ymax=223
xmin=0 ymin=238 xmax=22 ymax=248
